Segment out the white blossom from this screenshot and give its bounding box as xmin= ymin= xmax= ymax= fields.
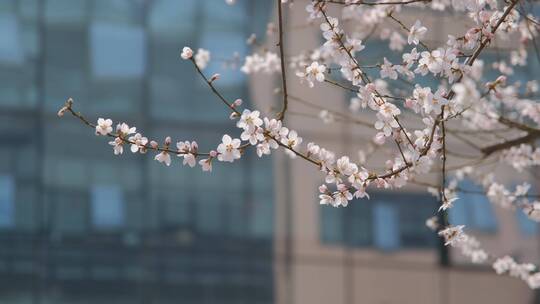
xmin=177 ymin=141 xmax=198 ymax=167
xmin=374 ymin=113 xmax=399 ymax=137
xmin=109 ymin=137 xmax=124 ymax=155
xmin=217 ymin=135 xmax=241 ymax=162
xmin=282 ymin=130 xmax=302 ymax=149
xmin=336 ymin=156 xmax=358 ymax=176
xmin=241 ymin=52 xmax=281 ymax=74
xmin=129 ymin=133 xmax=148 ymax=153
xmin=96 ymin=118 xmax=113 ymax=136
xmin=408 ymin=20 xmax=427 ymax=45
xmin=199 ymin=157 xmax=213 ymax=172
xmin=297 ymin=61 xmax=326 ymax=88
xmin=237 ymin=109 xmax=263 ymax=130
xmin=380 ymin=58 xmax=398 ymax=80
xmin=116 ymin=123 xmax=136 ymax=137
xmin=438 ymin=225 xmax=467 ymax=246
xmin=195 ymin=48 xmax=211 ymax=69
xmin=154 ymin=151 xmax=172 ymax=166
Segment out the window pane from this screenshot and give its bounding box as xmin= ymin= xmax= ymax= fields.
xmin=449 ymin=196 xmax=468 ymax=226
xmin=470 ymin=196 xmax=497 ymax=231
xmin=320 ymin=206 xmax=344 ymax=244
xmin=451 ymin=179 xmax=498 ymax=232
xmin=45 ymin=0 xmax=85 ymax=25
xmin=321 ymin=193 xmax=436 ymax=249
xmin=373 ymin=203 xmax=400 ymax=251
xmin=517 ymin=210 xmax=538 ymax=236
xmin=0 ymin=175 xmax=15 ymax=228
xmin=91 ymin=185 xmax=125 ymax=230
xmin=90 ymin=22 xmax=146 ymax=78
xmin=347 ymin=202 xmax=372 ymax=246
xmin=0 ymin=13 xmax=24 ymax=64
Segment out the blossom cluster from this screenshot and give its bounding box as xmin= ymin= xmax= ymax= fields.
xmin=441 ymin=227 xmax=540 ymax=289
xmin=95 ymin=117 xmax=216 ymax=171
xmin=437 ymin=225 xmax=488 ymax=264
xmin=447 ymin=167 xmax=540 ymax=223
xmin=493 ymin=256 xmax=540 ymax=289
xmin=241 ymin=52 xmax=281 ymax=74
xmin=501 ymin=144 xmax=540 ymax=172
xmin=428 ymin=219 xmax=540 ymax=288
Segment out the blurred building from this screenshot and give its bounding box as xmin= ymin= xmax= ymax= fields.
xmin=0 ymin=1 xmax=274 ymax=303
xmin=0 ymin=0 xmax=538 ymax=304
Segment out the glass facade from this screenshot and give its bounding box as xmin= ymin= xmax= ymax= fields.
xmin=321 ymin=193 xmax=439 ymax=250
xmin=449 ymin=179 xmax=498 ymax=233
xmin=0 ymin=1 xmax=273 ymax=303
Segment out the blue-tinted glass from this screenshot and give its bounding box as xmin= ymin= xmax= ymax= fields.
xmin=94 ymin=0 xmax=140 ymax=24
xmin=449 ymin=195 xmax=468 ymax=225
xmin=250 ymin=195 xmax=274 ymax=239
xmin=200 ymin=31 xmax=246 ymax=86
xmin=398 ymin=194 xmax=437 ymax=247
xmin=0 ymin=175 xmax=15 ymax=228
xmin=45 ymin=0 xmax=85 ymax=24
xmin=347 ymin=201 xmax=372 ymax=246
xmin=470 ymin=195 xmax=498 ymax=231
xmin=90 ymin=23 xmax=146 ymax=78
xmin=452 ymin=179 xmax=498 ymax=232
xmin=0 ymin=13 xmax=24 ymax=64
xmin=373 ymin=203 xmax=400 ymax=251
xmin=203 ymin=1 xmax=246 ymax=25
xmin=195 ymin=193 xmax=223 ymax=234
xmin=321 ymin=193 xmax=436 ymax=249
xmin=320 ymin=205 xmax=345 ymax=244
xmin=517 ymin=210 xmax=538 ymax=236
xmin=19 ymin=0 xmax=38 ymax=20
xmin=91 ymin=185 xmax=124 ymax=229
xmin=149 ymin=0 xmax=196 ymax=36
xmin=0 ymin=1 xmax=274 ymax=303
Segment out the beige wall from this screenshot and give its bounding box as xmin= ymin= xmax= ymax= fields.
xmin=250 ymin=1 xmax=538 ymax=303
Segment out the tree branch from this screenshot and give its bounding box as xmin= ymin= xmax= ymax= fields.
xmin=324 ymin=0 xmax=432 ymax=6
xmin=276 ymin=0 xmax=289 ymax=121
xmin=481 ymin=132 xmax=539 ymax=156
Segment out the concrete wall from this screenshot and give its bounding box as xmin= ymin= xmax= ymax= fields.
xmin=252 ymin=1 xmax=540 ymax=303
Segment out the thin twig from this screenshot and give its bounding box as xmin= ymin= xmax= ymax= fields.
xmin=324 ymin=0 xmax=432 ymax=6
xmin=387 ymin=12 xmax=431 ymax=51
xmin=190 ymin=58 xmax=240 ymax=116
xmin=276 ymin=0 xmax=289 ymax=121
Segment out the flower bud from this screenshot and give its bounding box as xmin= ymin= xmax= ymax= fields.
xmin=57 ymin=106 xmax=67 ymax=117
xmin=181 ymin=47 xmax=193 ymax=60
xmin=233 ymin=99 xmax=243 ymax=107
xmin=210 ymin=73 xmax=220 ymax=82
xmin=496 ymin=75 xmax=507 ymax=85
